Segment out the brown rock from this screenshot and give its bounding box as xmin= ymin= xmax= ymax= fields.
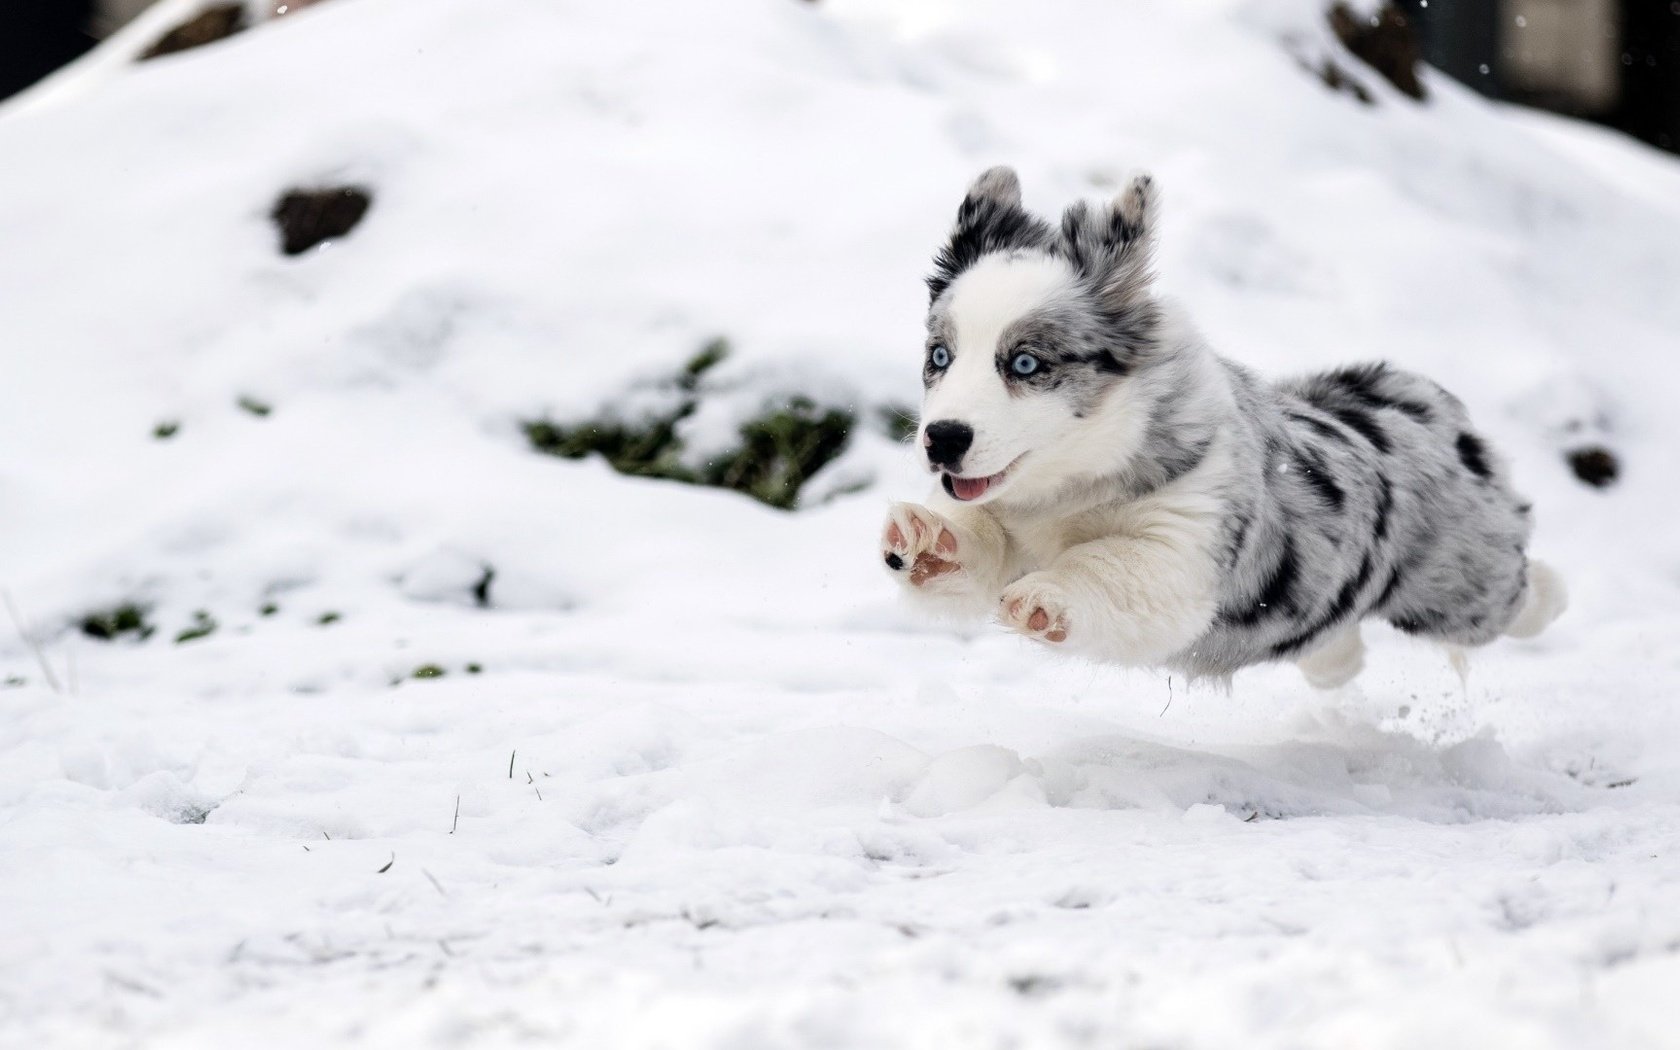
xmin=270 ymin=186 xmax=373 ymax=256
xmin=139 ymin=3 xmax=248 ymax=61
xmin=1566 ymin=446 xmax=1619 ymax=489
xmin=1327 ymin=2 xmax=1426 ymax=102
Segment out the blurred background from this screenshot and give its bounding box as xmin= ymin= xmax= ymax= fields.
xmin=8 ymin=0 xmax=1678 ymax=151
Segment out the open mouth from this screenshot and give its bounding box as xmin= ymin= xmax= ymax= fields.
xmin=941 ymin=457 xmax=1021 ymax=502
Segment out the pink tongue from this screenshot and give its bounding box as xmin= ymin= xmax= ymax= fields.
xmin=951 ymin=474 xmax=992 ymax=500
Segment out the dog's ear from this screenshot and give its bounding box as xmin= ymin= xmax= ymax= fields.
xmin=1058 ymin=174 xmax=1157 ymax=310
xmin=962 ymin=166 xmax=1023 ymax=211
xmin=926 ymin=166 xmax=1053 ymax=304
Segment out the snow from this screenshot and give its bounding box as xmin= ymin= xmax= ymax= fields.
xmin=3 ymin=0 xmax=1680 ymax=1046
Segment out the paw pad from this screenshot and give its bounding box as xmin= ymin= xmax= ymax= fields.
xmin=999 ymin=582 xmax=1071 ymax=644
xmin=882 ymin=505 xmax=963 ymax=589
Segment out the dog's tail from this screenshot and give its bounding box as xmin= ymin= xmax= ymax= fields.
xmin=1505 ymin=560 xmax=1567 ymax=639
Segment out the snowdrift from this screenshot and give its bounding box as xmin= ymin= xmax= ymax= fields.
xmin=3 ymin=0 xmax=1679 ymax=1046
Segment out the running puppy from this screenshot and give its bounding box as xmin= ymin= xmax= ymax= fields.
xmin=882 ymin=167 xmax=1566 ymax=686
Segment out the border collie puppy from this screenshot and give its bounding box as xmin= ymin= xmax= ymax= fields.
xmin=882 ymin=167 xmax=1565 ymax=686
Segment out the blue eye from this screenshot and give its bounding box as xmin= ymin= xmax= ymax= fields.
xmin=1011 ymin=352 xmax=1040 ymax=376
xmin=930 ymin=345 xmax=951 ymax=369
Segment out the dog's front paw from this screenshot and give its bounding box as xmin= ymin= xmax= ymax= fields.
xmin=882 ymin=502 xmax=964 ymax=589
xmin=998 ymin=574 xmax=1071 ymax=644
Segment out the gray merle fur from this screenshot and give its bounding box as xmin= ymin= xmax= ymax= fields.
xmin=1179 ymin=358 xmax=1533 ymax=677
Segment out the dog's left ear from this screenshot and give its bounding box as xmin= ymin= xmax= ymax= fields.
xmin=927 ymin=166 xmax=1054 ymax=303
xmin=1058 ymin=174 xmax=1157 ymax=310
xmin=957 ymin=165 xmax=1024 ymax=216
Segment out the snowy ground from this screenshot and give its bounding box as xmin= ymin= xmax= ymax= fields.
xmin=4 ymin=0 xmax=1680 ymax=1046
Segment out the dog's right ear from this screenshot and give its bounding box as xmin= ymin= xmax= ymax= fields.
xmin=926 ymin=166 xmax=1053 ymax=304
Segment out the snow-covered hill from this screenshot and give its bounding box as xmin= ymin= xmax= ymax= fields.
xmin=3 ymin=0 xmax=1680 ymax=1046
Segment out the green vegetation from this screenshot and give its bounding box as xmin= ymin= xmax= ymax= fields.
xmin=153 ymin=420 xmax=180 ymax=440
xmin=877 ymin=404 xmax=919 ymax=444
xmin=704 ymin=398 xmax=853 ymax=509
xmin=679 ymin=338 xmax=730 ymax=389
xmin=317 ymin=611 xmax=342 ymax=626
xmin=175 ymin=610 xmax=218 ymax=644
xmin=81 ymin=603 xmax=155 ymax=642
xmin=413 ymin=664 xmax=446 ymax=679
xmin=523 ymin=339 xmax=857 ymax=510
xmin=237 ymin=396 xmax=272 ymax=418
xmin=522 ymin=416 xmax=688 ymax=476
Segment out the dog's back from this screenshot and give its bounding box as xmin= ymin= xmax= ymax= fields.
xmin=1178 ymin=359 xmax=1555 ymax=680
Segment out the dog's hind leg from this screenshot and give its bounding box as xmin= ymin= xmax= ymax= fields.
xmin=1296 ymin=623 xmax=1365 ymax=690
xmin=1504 ymin=560 xmax=1567 ymax=639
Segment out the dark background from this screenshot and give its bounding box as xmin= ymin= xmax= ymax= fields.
xmin=1 ymin=0 xmax=96 ymax=101
xmin=1401 ymin=0 xmax=1680 ymax=153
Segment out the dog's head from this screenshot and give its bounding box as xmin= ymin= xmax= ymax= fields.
xmin=918 ymin=167 xmax=1161 ymax=506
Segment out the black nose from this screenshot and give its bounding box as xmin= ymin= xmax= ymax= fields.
xmin=923 ymin=420 xmax=974 ymax=469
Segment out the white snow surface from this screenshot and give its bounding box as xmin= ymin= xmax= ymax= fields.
xmin=4 ymin=0 xmax=1680 ymax=1046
